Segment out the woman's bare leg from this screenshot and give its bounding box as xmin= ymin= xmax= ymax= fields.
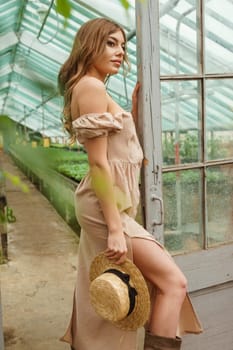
xmin=132 ymin=238 xmax=187 ymax=338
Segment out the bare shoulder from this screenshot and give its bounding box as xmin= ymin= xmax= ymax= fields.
xmin=73 ymin=76 xmax=106 ymax=98
xmin=72 ymin=77 xmax=108 ymax=116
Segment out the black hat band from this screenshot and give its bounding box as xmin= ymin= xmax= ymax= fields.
xmin=104 ymin=268 xmax=138 ymax=316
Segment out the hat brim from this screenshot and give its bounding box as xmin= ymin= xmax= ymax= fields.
xmin=89 ymin=252 xmax=150 ymax=331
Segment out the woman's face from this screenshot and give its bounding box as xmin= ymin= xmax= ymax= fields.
xmin=89 ymin=30 xmax=126 ymax=80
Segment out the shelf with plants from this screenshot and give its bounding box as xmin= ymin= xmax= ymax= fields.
xmin=8 ymin=144 xmax=89 ymax=233
xmin=10 ymin=143 xmax=89 ymax=180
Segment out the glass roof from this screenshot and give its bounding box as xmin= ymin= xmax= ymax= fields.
xmin=0 ymin=0 xmax=136 ymax=138
xmin=0 ymin=0 xmax=233 ymax=138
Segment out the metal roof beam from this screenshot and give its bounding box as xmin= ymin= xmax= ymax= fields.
xmin=0 ymin=63 xmax=12 ymax=76
xmin=13 ymin=64 xmax=57 ymax=91
xmin=0 ymin=31 xmax=18 ymax=52
xmin=20 ymin=31 xmax=67 ymax=64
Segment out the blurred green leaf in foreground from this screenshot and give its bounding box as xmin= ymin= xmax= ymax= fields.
xmin=56 ymin=0 xmax=72 ymax=27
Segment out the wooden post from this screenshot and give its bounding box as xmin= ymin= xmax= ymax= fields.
xmin=0 ymin=197 xmax=8 ymax=261
xmin=0 ymin=138 xmax=5 ymax=349
xmin=0 ymin=149 xmax=8 ymax=260
xmin=0 ymin=290 xmax=4 ymax=350
xmin=136 ymin=0 xmax=164 ymax=243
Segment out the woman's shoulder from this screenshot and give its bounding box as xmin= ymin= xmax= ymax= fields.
xmin=73 ymin=76 xmax=106 ymax=96
xmin=72 ymin=76 xmax=108 ymax=118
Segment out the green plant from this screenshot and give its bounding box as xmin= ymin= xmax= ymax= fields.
xmin=0 ymin=249 xmax=7 ymax=264
xmin=207 ymin=137 xmax=227 ymax=159
xmin=163 ymin=131 xmax=230 ymax=163
xmin=163 ymin=135 xmax=175 ymax=162
xmin=162 ymin=132 xmax=199 ymax=164
xmin=180 ymin=134 xmax=198 ymax=160
xmin=56 ymin=162 xmax=89 ymax=182
xmin=9 ymin=144 xmax=89 ymax=182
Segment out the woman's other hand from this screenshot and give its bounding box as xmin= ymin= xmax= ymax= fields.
xmin=105 ymin=231 xmax=127 ymax=264
xmin=131 ymin=82 xmax=140 ymax=125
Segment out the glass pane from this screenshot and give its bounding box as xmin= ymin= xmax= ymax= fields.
xmin=206 ymin=79 xmax=233 ymax=160
xmin=163 ymin=169 xmax=203 ymax=254
xmin=161 ymin=80 xmax=201 ymax=165
xmin=207 ymin=164 xmax=233 ymax=246
xmin=159 ymin=0 xmax=200 ymax=75
xmin=205 ymin=0 xmax=233 ymax=74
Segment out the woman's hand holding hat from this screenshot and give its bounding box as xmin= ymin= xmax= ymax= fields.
xmin=105 ymin=230 xmax=127 ymax=264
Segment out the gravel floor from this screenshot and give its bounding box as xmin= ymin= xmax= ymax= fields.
xmin=1 ymin=152 xmax=78 ymax=350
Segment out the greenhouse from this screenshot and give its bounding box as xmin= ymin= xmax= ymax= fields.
xmin=0 ymin=0 xmax=233 ymax=349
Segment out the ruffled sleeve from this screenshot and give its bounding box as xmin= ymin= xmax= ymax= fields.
xmin=72 ymin=112 xmax=123 ymax=144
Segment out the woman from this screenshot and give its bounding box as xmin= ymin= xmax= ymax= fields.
xmin=58 ymin=18 xmax=202 ymax=350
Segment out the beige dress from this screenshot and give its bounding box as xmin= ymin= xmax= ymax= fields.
xmin=61 ymin=111 xmax=202 ymax=350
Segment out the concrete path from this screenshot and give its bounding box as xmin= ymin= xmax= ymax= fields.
xmin=0 ymin=152 xmax=79 ymax=350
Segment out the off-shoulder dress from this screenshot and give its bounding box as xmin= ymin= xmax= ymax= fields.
xmin=60 ymin=111 xmax=202 ymax=350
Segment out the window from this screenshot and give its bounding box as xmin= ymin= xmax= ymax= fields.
xmin=159 ymin=0 xmax=233 ymax=254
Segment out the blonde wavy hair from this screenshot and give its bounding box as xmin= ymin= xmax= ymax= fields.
xmin=58 ymin=18 xmax=130 ymax=140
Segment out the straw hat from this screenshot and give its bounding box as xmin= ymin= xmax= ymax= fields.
xmin=89 ymin=252 xmax=150 ymax=331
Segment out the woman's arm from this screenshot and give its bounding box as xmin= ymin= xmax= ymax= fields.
xmin=74 ymin=78 xmax=127 ymax=264
xmin=85 ymin=136 xmax=127 ymax=263
xmin=131 ymin=82 xmax=140 ymax=128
